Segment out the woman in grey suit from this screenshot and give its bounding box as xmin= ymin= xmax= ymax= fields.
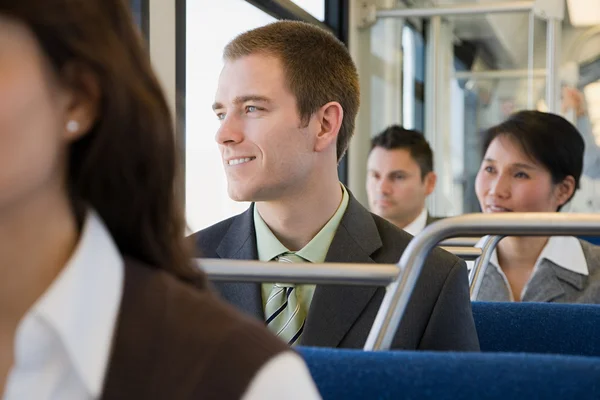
xmin=473 ymin=110 xmax=600 ymax=304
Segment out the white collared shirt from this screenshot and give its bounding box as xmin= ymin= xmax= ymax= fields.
xmin=403 ymin=208 xmax=428 ymax=237
xmin=473 ymin=235 xmax=589 ymax=301
xmin=3 ymin=212 xmax=320 ymax=399
xmin=4 ymin=212 xmax=124 ymax=400
xmin=242 ymin=353 xmax=321 ymax=399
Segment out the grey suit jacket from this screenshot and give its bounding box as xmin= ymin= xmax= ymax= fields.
xmin=475 ymin=239 xmax=600 ymax=303
xmin=190 ymin=193 xmax=479 ymax=351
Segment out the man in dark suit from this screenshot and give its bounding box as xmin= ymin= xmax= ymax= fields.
xmin=191 ymin=21 xmax=478 ymax=351
xmin=367 ymin=125 xmax=443 ymax=236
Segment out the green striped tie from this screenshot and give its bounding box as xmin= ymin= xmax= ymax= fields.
xmin=264 ymin=252 xmax=307 ymax=346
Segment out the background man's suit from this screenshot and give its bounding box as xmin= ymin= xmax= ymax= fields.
xmin=426 ymin=214 xmax=443 ymax=226
xmin=190 ymin=192 xmax=479 ymax=351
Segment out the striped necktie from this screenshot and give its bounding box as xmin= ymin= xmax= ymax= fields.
xmin=264 ymin=252 xmax=307 ymax=346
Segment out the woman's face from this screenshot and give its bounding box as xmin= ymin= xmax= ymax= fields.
xmin=0 ymin=16 xmax=92 ymax=214
xmin=475 ymin=134 xmax=573 ymax=213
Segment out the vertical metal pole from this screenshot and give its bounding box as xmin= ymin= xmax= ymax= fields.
xmin=402 ymin=26 xmax=415 ymax=129
xmin=426 ymin=16 xmax=442 ymax=143
xmin=382 ymin=17 xmax=403 ymax=126
xmin=545 ymin=18 xmax=561 ymax=113
xmin=469 ymin=235 xmax=504 ymax=300
xmin=425 ymin=16 xmax=442 ymax=214
xmin=527 ymin=11 xmax=534 ymax=109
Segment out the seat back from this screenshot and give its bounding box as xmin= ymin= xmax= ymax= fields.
xmin=298 ymin=347 xmax=600 ymax=400
xmin=472 ymin=301 xmax=600 ymax=356
xmin=579 ymin=236 xmax=600 ymax=246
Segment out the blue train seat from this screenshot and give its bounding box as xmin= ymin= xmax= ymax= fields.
xmin=579 ymin=236 xmax=600 ymax=246
xmin=298 ymin=347 xmax=600 ymax=400
xmin=472 ymin=301 xmax=600 ymax=356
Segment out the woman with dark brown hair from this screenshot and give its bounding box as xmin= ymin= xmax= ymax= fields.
xmin=473 ymin=111 xmax=600 ymax=304
xmin=0 ymin=1 xmax=319 ymax=399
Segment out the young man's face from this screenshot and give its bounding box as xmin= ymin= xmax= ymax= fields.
xmin=366 ymin=147 xmax=435 ymax=227
xmin=213 ymin=54 xmax=316 ymax=202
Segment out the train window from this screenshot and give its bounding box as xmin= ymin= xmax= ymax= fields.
xmin=289 ymin=0 xmax=325 ymax=21
xmin=185 ymin=0 xmax=275 ymax=232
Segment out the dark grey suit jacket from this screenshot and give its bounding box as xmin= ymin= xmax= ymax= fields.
xmin=426 ymin=214 xmax=443 ymax=226
xmin=190 ymin=194 xmax=479 ymax=351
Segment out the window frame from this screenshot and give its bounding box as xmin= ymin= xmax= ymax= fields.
xmin=129 ymin=0 xmax=150 ymax=42
xmin=404 ymin=20 xmax=426 ymax=133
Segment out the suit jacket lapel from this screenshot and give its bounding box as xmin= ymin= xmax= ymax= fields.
xmin=215 ymin=205 xmax=257 ymax=260
xmin=302 ymin=193 xmax=383 ymax=347
xmin=213 ymin=204 xmax=264 ymax=319
xmin=523 ymin=259 xmax=586 ymax=303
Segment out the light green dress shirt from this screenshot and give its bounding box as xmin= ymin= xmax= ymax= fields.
xmin=255 ymin=184 xmax=350 ymax=317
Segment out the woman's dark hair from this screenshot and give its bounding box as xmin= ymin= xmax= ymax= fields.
xmin=482 ymin=110 xmax=584 ymax=206
xmin=1 ymin=0 xmax=201 ymax=282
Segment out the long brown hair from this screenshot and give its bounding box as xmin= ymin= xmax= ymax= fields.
xmin=1 ymin=0 xmax=199 ymax=281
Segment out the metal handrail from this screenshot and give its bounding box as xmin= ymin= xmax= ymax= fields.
xmin=199 ymin=246 xmax=480 ymax=285
xmin=376 ymin=0 xmax=533 ymax=18
xmin=199 ymin=259 xmax=399 ymax=286
xmin=364 ymin=213 xmax=600 ymax=351
xmin=468 ymin=235 xmax=504 ymax=299
xmin=440 ymin=237 xmax=481 ymax=247
xmin=442 ymin=246 xmax=481 ymax=261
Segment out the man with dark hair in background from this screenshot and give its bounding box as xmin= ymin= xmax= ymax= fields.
xmin=367 ymin=125 xmax=440 ymax=235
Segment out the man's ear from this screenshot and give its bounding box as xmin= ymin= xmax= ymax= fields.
xmin=313 ymin=101 xmax=343 ymax=153
xmin=424 ymin=171 xmax=437 ymax=196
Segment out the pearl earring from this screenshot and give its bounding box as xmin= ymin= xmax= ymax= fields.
xmin=66 ymin=120 xmax=80 ymax=133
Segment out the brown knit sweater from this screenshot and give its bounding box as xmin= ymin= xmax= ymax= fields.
xmin=101 ymin=258 xmax=289 ymax=399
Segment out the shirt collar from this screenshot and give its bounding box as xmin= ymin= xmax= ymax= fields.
xmin=30 ymin=211 xmax=124 ymax=396
xmin=403 ymin=208 xmax=428 ymax=237
xmin=476 ymin=235 xmax=589 ymax=276
xmin=254 ymin=184 xmax=350 ymax=263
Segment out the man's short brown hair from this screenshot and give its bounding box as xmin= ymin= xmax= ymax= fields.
xmin=223 ymin=20 xmax=360 ymax=162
